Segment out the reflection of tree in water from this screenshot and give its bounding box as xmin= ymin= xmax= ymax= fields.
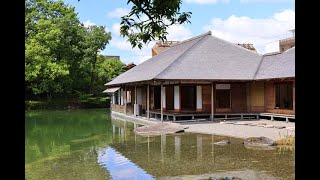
xmin=25 ymin=146 xmax=111 ymax=180
xmin=26 ymin=109 xmax=115 ymax=179
xmin=25 ymin=109 xmax=113 ymax=163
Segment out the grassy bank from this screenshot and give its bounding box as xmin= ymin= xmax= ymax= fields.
xmin=25 ymin=96 xmax=110 ymax=110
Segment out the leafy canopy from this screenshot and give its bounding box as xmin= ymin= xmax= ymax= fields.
xmin=121 ymin=0 xmax=192 ymax=49
xmin=25 ymin=0 xmax=124 ymax=99
xmin=76 ymin=0 xmax=192 ymax=49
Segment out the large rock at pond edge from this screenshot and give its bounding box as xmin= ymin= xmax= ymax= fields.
xmin=214 ymin=140 xmax=231 ymax=145
xmin=134 ymin=122 xmax=188 ymax=136
xmin=244 ymin=137 xmax=276 ymax=150
xmin=244 ymin=137 xmax=276 ymax=147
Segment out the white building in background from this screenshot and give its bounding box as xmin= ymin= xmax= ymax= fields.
xmin=264 ymin=29 xmax=295 ymax=54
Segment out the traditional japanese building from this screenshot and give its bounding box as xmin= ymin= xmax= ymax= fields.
xmin=104 ymin=31 xmax=295 ymax=122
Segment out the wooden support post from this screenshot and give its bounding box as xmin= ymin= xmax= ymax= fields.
xmin=161 ymin=84 xmax=163 ymax=122
xmin=147 ymin=84 xmax=150 ymax=120
xmin=134 ymin=86 xmax=137 ymax=116
xmin=118 ymin=89 xmax=121 ymax=105
xmin=247 ymin=82 xmax=251 ymax=113
xmin=211 ymin=82 xmax=214 ymax=121
xmin=124 ymin=86 xmax=127 ymax=114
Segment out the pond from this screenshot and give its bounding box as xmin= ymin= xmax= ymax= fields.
xmin=25 ymin=109 xmax=294 ymax=180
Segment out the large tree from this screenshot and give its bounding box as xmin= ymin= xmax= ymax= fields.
xmin=26 ymin=0 xmax=125 ymax=100
xmin=82 ymin=26 xmax=112 ymax=93
xmin=25 ymin=0 xmax=83 ymax=99
xmin=95 ymin=56 xmax=126 ymax=94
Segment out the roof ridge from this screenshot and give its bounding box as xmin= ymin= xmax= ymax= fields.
xmin=170 ymin=31 xmax=212 ymax=47
xmin=154 ymin=34 xmax=209 ymax=80
xmin=152 ymin=31 xmax=212 ymax=57
xmin=209 ymin=34 xmax=262 ymax=55
xmin=263 ymin=51 xmax=282 ymax=56
xmin=253 ymin=56 xmax=264 ymax=80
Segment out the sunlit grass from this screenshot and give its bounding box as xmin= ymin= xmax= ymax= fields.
xmin=276 ymin=132 xmax=295 ymax=146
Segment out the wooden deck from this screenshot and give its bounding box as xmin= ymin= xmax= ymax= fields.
xmin=149 ymin=111 xmax=295 ymax=123
xmin=259 ymin=113 xmax=295 ymax=122
xmin=149 ymin=110 xmax=260 ymax=122
xmin=149 ymin=110 xmax=211 ymax=122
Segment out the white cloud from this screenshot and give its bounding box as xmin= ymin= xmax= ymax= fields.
xmin=111 ymin=23 xmax=121 ymax=36
xmin=166 ymin=25 xmax=193 ymax=41
xmin=104 ymin=27 xmax=110 ymax=33
xmin=105 ymin=22 xmax=192 ymax=65
xmin=83 ymin=20 xmax=96 ymax=27
xmin=108 ymin=35 xmax=155 ymax=64
xmin=203 ymin=9 xmax=295 ymax=54
xmin=107 ymin=8 xmax=130 ymax=18
xmin=106 ymin=22 xmax=154 ymax=64
xmin=240 ymin=0 xmax=294 ymax=3
xmin=186 ymin=0 xmax=229 ymax=4
xmin=109 ymin=37 xmax=132 ymax=51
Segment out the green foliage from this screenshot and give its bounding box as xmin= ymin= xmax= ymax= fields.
xmin=95 ymin=57 xmax=126 ymax=93
xmin=79 ymin=93 xmax=109 ymax=108
xmin=25 ymin=101 xmax=48 ymax=110
xmin=25 ymin=0 xmax=124 ymax=104
xmin=25 ymin=100 xmax=69 ymax=110
xmin=81 ymin=27 xmax=112 ymax=93
xmin=98 ymin=57 xmax=125 ymax=80
xmin=25 ymin=0 xmax=82 ymax=95
xmin=120 ymin=0 xmax=192 ymax=49
xmin=25 ymin=96 xmax=110 ymax=110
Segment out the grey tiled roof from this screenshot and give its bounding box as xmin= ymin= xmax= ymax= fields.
xmin=105 ymin=32 xmax=295 ymax=86
xmin=155 ymin=35 xmax=262 ymax=80
xmin=254 ymin=47 xmax=295 ymax=80
xmin=105 ymin=32 xmax=206 ymax=85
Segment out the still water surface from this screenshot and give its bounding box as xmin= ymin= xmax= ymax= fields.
xmin=25 ymin=109 xmax=294 ymax=179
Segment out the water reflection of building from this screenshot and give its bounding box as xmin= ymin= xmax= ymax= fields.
xmin=197 ymin=135 xmax=203 ymax=160
xmin=108 ymin=119 xmax=294 ymax=179
xmin=174 ymin=136 xmax=181 ymax=160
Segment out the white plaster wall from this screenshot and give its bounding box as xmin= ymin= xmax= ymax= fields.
xmin=174 ymin=86 xmax=180 ymax=110
xmin=196 ymin=86 xmax=202 ymax=109
xmin=118 ymin=89 xmax=121 ymax=105
xmin=120 ymin=89 xmax=124 ymax=105
xmin=162 ymin=86 xmax=166 ymax=108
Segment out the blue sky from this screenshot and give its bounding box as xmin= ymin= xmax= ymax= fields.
xmin=63 ymin=0 xmax=295 ymax=65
